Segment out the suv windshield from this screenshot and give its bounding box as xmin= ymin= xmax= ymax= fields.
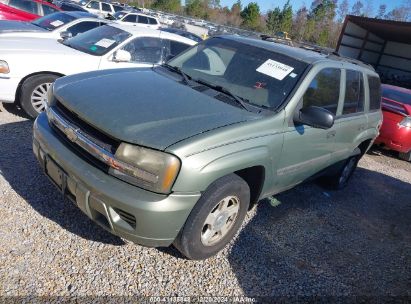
xmin=63 ymin=25 xmax=131 ymax=56
xmin=167 ymin=37 xmax=308 ymax=110
xmin=32 ymin=12 xmax=76 ymax=31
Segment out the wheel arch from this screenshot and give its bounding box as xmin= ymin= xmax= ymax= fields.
xmin=16 ymin=71 xmax=65 ymax=104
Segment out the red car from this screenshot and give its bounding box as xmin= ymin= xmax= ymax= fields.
xmin=375 ymin=84 xmax=411 ymax=161
xmin=0 ymin=0 xmax=60 ymax=21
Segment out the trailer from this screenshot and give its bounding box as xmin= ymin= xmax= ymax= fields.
xmin=336 ymin=15 xmax=411 ymax=89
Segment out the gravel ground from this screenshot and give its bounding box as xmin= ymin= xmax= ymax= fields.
xmin=0 ymin=104 xmax=410 ymax=300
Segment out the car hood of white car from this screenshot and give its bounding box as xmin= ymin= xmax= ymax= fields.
xmin=0 ymin=37 xmax=84 ymax=55
xmin=0 ymin=21 xmax=47 ymax=33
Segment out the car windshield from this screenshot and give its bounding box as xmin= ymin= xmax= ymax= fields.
xmin=382 ymin=87 xmax=411 ymax=106
xmin=112 ymin=11 xmax=125 ymax=19
xmin=63 ymin=25 xmax=131 ymax=56
xmin=167 ymin=37 xmax=308 ymax=110
xmin=32 ymin=12 xmax=76 ymax=31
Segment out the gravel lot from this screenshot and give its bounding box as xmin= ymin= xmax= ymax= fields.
xmin=0 ymin=104 xmax=410 ymax=300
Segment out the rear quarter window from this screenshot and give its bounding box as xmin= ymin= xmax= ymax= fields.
xmin=368 ymin=76 xmax=381 ymax=111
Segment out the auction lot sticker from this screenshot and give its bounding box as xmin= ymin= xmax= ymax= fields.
xmin=256 ymin=59 xmax=294 ymax=80
xmin=94 ymin=38 xmax=116 ymax=48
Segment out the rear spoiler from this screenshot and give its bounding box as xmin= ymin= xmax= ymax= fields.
xmin=382 ymin=98 xmax=410 ymax=116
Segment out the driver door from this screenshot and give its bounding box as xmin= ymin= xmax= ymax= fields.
xmin=99 ymin=36 xmax=163 ymax=70
xmin=276 ymin=68 xmax=341 ymax=190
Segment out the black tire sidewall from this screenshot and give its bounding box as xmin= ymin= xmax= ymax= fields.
xmin=175 ymin=174 xmax=250 ymax=260
xmin=337 ymin=155 xmax=360 ymax=190
xmin=20 ymin=74 xmax=59 ymax=119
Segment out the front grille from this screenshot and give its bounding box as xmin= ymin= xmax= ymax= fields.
xmin=54 ymin=101 xmax=120 ymax=154
xmin=49 ymin=100 xmax=122 ymax=173
xmin=50 ymin=123 xmax=110 ymax=173
xmin=113 ymin=208 xmax=136 ymax=229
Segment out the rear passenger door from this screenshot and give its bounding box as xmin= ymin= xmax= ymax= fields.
xmin=276 ymin=67 xmax=341 ymax=190
xmin=332 ymin=69 xmax=367 ymax=164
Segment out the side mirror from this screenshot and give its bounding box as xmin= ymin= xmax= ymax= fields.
xmin=294 ymin=106 xmax=335 ymax=129
xmin=60 ymin=31 xmax=72 ymax=40
xmin=105 ymin=13 xmax=114 ymax=20
xmin=112 ymin=49 xmax=131 ymax=62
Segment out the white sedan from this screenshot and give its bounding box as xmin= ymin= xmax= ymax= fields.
xmin=0 ymin=24 xmax=197 ymax=117
xmin=0 ymin=11 xmax=108 ymax=39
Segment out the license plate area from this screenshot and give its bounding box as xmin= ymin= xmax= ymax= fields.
xmin=45 ymin=155 xmax=65 ymax=192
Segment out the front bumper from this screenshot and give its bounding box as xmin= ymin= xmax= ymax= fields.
xmin=0 ymin=75 xmax=19 ymax=103
xmin=33 ymin=113 xmax=200 ymax=247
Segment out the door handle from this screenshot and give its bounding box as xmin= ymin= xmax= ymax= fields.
xmin=327 ymin=130 xmax=336 ymax=138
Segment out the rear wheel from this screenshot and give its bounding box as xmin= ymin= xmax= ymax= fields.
xmin=20 ymin=74 xmax=59 ymax=118
xmin=174 ymin=174 xmax=250 ymax=260
xmin=325 ymin=154 xmax=361 ymax=190
xmin=399 ymin=151 xmax=411 ymax=162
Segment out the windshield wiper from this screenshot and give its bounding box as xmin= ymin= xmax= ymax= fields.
xmin=163 ymin=64 xmax=191 ymax=85
xmin=194 ymin=78 xmax=259 ymax=113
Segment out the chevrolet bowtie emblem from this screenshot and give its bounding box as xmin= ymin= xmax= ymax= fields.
xmin=65 ymin=128 xmax=78 ymax=142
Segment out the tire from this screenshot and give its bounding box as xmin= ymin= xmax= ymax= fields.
xmin=174 ymin=174 xmax=250 ymax=260
xmin=399 ymin=151 xmax=411 ymax=162
xmin=326 ymin=154 xmax=361 ymax=190
xmin=20 ymin=74 xmax=59 ymax=119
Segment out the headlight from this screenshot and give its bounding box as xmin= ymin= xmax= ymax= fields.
xmin=109 ymin=143 xmax=181 ymax=194
xmin=399 ymin=116 xmax=411 ymax=128
xmin=0 ymin=60 xmax=9 ymax=74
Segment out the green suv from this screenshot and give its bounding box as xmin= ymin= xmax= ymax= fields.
xmin=33 ymin=36 xmax=382 ymax=259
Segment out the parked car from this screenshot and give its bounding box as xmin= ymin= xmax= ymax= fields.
xmin=54 ymin=0 xmax=88 ymax=12
xmin=161 ymin=27 xmax=202 ymax=43
xmin=374 ymin=84 xmax=411 ymax=161
xmin=0 ymin=11 xmax=106 ymax=39
xmin=0 ymin=24 xmax=197 ymax=117
xmin=83 ymin=0 xmax=123 ymax=18
xmin=111 ymin=11 xmax=160 ymax=30
xmin=32 ymin=36 xmax=382 ymax=259
xmin=0 ymin=0 xmax=61 ymax=21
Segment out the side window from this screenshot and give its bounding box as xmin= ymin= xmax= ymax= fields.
xmin=368 ymin=76 xmax=382 ymax=110
xmin=41 ymin=4 xmax=58 ymax=15
xmin=66 ymin=21 xmax=101 ymax=37
xmin=87 ymin=1 xmax=99 ymax=9
xmin=101 ymin=3 xmax=111 ymax=12
xmin=9 ymin=0 xmax=38 ymax=14
xmin=123 ymin=14 xmax=136 ymax=22
xmin=113 ymin=5 xmax=123 ymax=12
xmin=168 ymin=40 xmax=190 ymax=57
xmin=138 ymin=16 xmax=149 ymax=24
xmin=121 ymin=37 xmax=163 ymax=64
xmin=148 ymin=17 xmax=158 ymax=25
xmin=303 ymin=68 xmax=341 ymax=115
xmin=343 ymin=70 xmax=364 ymax=115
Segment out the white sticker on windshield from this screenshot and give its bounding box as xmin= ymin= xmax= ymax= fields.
xmin=289 ymin=72 xmax=297 ymax=78
xmin=50 ymin=20 xmax=64 ymax=27
xmin=94 ymin=38 xmax=116 ymax=48
xmin=256 ymin=59 xmax=294 ymax=80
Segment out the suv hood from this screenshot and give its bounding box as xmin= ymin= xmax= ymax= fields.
xmin=0 ymin=20 xmax=47 ymax=33
xmin=54 ymin=68 xmax=260 ymax=150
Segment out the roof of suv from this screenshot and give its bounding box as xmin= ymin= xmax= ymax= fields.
xmin=224 ymin=35 xmax=375 ymax=71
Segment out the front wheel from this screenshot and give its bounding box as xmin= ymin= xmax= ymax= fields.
xmin=20 ymin=74 xmax=59 ymax=118
xmin=174 ymin=174 xmax=250 ymax=260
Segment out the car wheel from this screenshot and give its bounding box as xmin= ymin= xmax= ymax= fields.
xmin=399 ymin=151 xmax=411 ymax=162
xmin=174 ymin=174 xmax=250 ymax=260
xmin=327 ymin=154 xmax=360 ymax=190
xmin=20 ymin=74 xmax=59 ymax=119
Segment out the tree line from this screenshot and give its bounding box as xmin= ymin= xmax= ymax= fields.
xmin=130 ymin=0 xmax=411 ymax=48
